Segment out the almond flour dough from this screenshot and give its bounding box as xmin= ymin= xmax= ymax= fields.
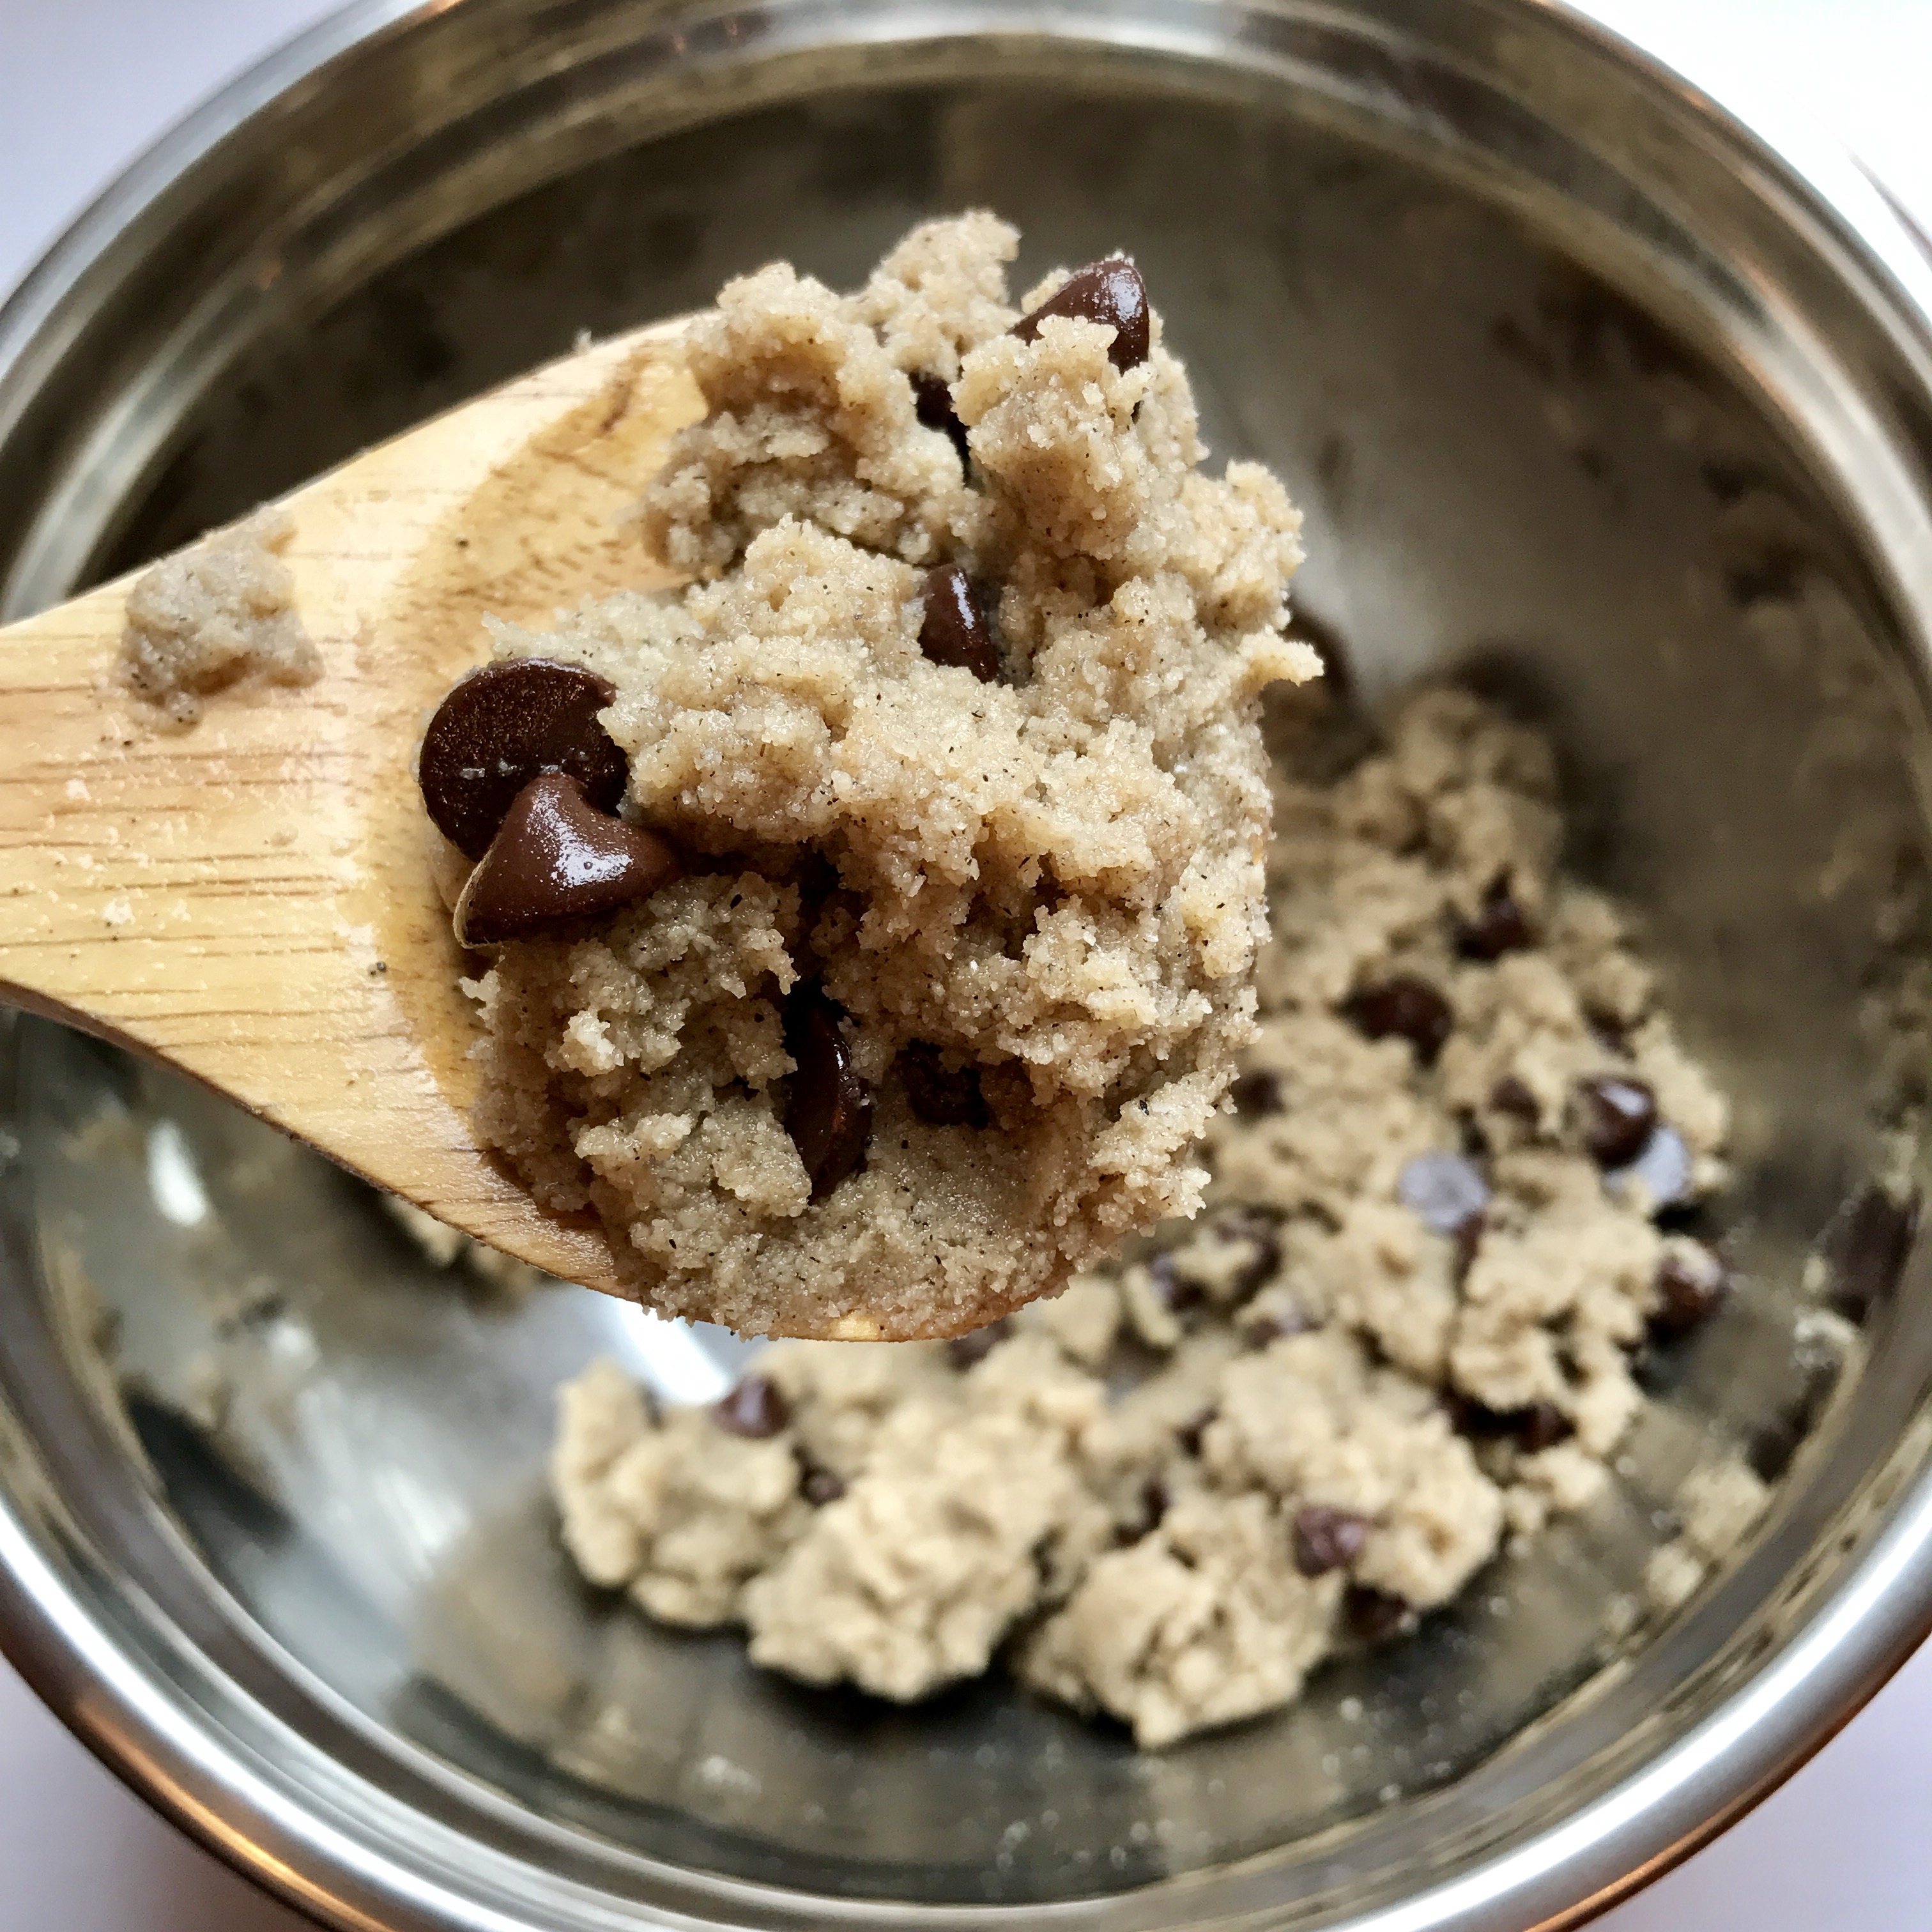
xmin=551 ymin=687 xmax=1749 ymax=1748
xmin=119 ymin=507 xmax=321 ymax=724
xmin=461 ymin=215 xmax=1317 ymax=1340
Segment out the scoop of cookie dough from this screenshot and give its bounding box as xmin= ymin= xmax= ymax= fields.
xmin=439 ymin=215 xmax=1317 ymax=1338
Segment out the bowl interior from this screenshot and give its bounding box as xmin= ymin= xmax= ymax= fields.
xmin=4 ymin=3 xmax=1932 ymax=1924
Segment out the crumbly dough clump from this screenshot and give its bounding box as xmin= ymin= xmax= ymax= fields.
xmin=466 ymin=215 xmax=1315 ymax=1338
xmin=119 ymin=508 xmax=321 ymax=724
xmin=551 ymin=688 xmax=1749 ymax=1747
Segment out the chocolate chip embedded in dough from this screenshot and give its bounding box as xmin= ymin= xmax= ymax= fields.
xmin=898 ymin=1041 xmax=990 ymax=1128
xmin=1344 ymin=975 xmax=1454 ymax=1064
xmin=418 ymin=657 xmax=626 ymax=859
xmin=911 ymin=372 xmax=971 ymax=470
xmin=1292 ymin=1504 xmax=1372 ymax=1577
xmin=1012 ymin=256 xmax=1151 ymax=373
xmin=1651 ymin=1241 xmax=1730 ymax=1336
xmin=947 ymin=1316 xmax=1012 ymax=1368
xmin=1457 ymin=875 xmax=1535 ymax=961
xmin=1490 ymin=1074 xmax=1540 ymax=1123
xmin=1608 ymin=1123 xmax=1694 ymax=1211
xmin=714 ymin=1374 xmax=789 ymax=1438
xmin=800 ymin=1465 xmax=847 ymax=1505
xmin=1229 ymin=1070 xmax=1283 ymax=1117
xmin=453 ymin=772 xmax=682 ymax=946
xmin=1574 ymin=1075 xmax=1657 ymax=1169
xmin=918 ymin=564 xmax=1002 ymax=683
xmin=783 ymin=983 xmax=873 ymax=1200
xmin=1397 ymin=1151 xmax=1491 ymax=1237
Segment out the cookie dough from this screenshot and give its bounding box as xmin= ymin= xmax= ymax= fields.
xmin=438 ymin=215 xmax=1316 ymax=1338
xmin=550 ymin=686 xmax=1748 ymax=1747
xmin=119 ymin=507 xmax=320 ymax=724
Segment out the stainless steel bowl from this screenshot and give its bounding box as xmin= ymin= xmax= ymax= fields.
xmin=5 ymin=3 xmax=1932 ymax=1927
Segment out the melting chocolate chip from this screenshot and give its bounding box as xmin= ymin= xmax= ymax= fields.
xmin=783 ymin=983 xmax=873 ymax=1200
xmin=418 ymin=657 xmax=627 ymax=859
xmin=801 ymin=1466 xmax=847 ymax=1506
xmin=1651 ymin=1242 xmax=1730 ymax=1337
xmin=912 ymin=372 xmax=972 ymax=469
xmin=1230 ymin=1069 xmax=1284 ymax=1117
xmin=1346 ymin=1585 xmax=1411 ymax=1642
xmin=1011 ymin=256 xmax=1151 ymax=372
xmin=1574 ymin=1076 xmax=1657 ymax=1169
xmin=1457 ymin=876 xmax=1535 ymax=962
xmin=1292 ymin=1505 xmax=1372 ymax=1577
xmin=1176 ymin=1406 xmax=1217 ymax=1456
xmin=1398 ymin=1151 xmax=1491 ymax=1237
xmin=1490 ymin=1074 xmax=1540 ymax=1124
xmin=714 ymin=1374 xmax=789 ymax=1438
xmin=947 ymin=1317 xmax=1013 ymax=1368
xmin=898 ymin=1041 xmax=990 ymax=1128
xmin=1821 ymin=1183 xmax=1920 ymax=1322
xmin=453 ymin=772 xmax=682 ymax=946
xmin=1344 ymin=976 xmax=1454 ymax=1064
xmin=1609 ymin=1124 xmax=1694 ymax=1213
xmin=917 ymin=564 xmax=1002 ymax=683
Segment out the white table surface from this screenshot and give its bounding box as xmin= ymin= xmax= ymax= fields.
xmin=3 ymin=3 xmax=1930 ymax=1926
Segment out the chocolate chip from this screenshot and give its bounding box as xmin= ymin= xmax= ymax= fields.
xmin=1609 ymin=1124 xmax=1693 ymax=1212
xmin=1147 ymin=1253 xmax=1206 ymax=1317
xmin=1457 ymin=876 xmax=1535 ymax=961
xmin=1011 ymin=256 xmax=1151 ymax=372
xmin=1398 ymin=1151 xmax=1491 ymax=1237
xmin=714 ymin=1374 xmax=788 ymax=1438
xmin=898 ymin=1041 xmax=990 ymax=1128
xmin=1821 ymin=1184 xmax=1920 ymax=1322
xmin=947 ymin=1316 xmax=1012 ymax=1368
xmin=1346 ymin=1585 xmax=1411 ymax=1642
xmin=1574 ymin=1076 xmax=1657 ymax=1169
xmin=1448 ymin=1395 xmax=1574 ymax=1450
xmin=1292 ymin=1505 xmax=1372 ymax=1577
xmin=912 ymin=372 xmax=971 ymax=469
xmin=801 ymin=1466 xmax=846 ymax=1505
xmin=1132 ymin=1473 xmax=1172 ymax=1540
xmin=452 ymin=772 xmax=682 ymax=946
xmin=783 ymin=983 xmax=873 ymax=1200
xmin=1344 ymin=976 xmax=1454 ymax=1064
xmin=1230 ymin=1069 xmax=1284 ymax=1117
xmin=917 ymin=564 xmax=1002 ymax=682
xmin=1651 ymin=1242 xmax=1730 ymax=1337
xmin=1176 ymin=1406 xmax=1216 ymax=1456
xmin=1490 ymin=1074 xmax=1540 ymax=1123
xmin=418 ymin=657 xmax=627 ymax=859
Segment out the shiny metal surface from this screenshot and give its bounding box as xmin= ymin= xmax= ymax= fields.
xmin=3 ymin=2 xmax=1932 ymax=1928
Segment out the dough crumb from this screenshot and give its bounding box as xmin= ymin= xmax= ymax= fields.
xmin=119 ymin=507 xmax=321 ymax=725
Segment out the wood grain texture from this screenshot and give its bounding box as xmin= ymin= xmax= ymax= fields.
xmin=0 ymin=319 xmax=703 ymax=1294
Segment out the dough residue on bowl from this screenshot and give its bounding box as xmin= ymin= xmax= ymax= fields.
xmin=454 ymin=214 xmax=1317 ymax=1338
xmin=550 ymin=686 xmax=1754 ymax=1747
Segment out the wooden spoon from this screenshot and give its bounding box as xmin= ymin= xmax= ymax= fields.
xmin=0 ymin=318 xmax=705 ymax=1296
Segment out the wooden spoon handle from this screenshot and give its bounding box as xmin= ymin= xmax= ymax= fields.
xmin=0 ymin=319 xmax=700 ymax=1287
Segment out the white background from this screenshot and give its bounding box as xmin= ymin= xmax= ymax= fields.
xmin=3 ymin=3 xmax=1930 ymax=1926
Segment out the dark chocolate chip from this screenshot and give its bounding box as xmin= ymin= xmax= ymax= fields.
xmin=1230 ymin=1069 xmax=1284 ymax=1117
xmin=917 ymin=564 xmax=1002 ymax=682
xmin=1574 ymin=1075 xmax=1658 ymax=1169
xmin=418 ymin=657 xmax=626 ymax=859
xmin=1292 ymin=1504 xmax=1372 ymax=1577
xmin=783 ymin=983 xmax=873 ymax=1200
xmin=1011 ymin=256 xmax=1151 ymax=372
xmin=1346 ymin=1585 xmax=1411 ymax=1642
xmin=912 ymin=372 xmax=972 ymax=469
xmin=947 ymin=1317 xmax=1013 ymax=1368
xmin=1457 ymin=876 xmax=1535 ymax=961
xmin=801 ymin=1466 xmax=847 ymax=1506
xmin=1490 ymin=1075 xmax=1540 ymax=1124
xmin=1344 ymin=974 xmax=1455 ymax=1064
xmin=1651 ymin=1242 xmax=1730 ymax=1337
xmin=1148 ymin=1253 xmax=1206 ymax=1315
xmin=1448 ymin=1395 xmax=1574 ymax=1451
xmin=1176 ymin=1406 xmax=1217 ymax=1456
xmin=1398 ymin=1151 xmax=1492 ymax=1237
xmin=898 ymin=1041 xmax=990 ymax=1128
xmin=1609 ymin=1124 xmax=1694 ymax=1212
xmin=1821 ymin=1183 xmax=1920 ymax=1322
xmin=453 ymin=772 xmax=682 ymax=946
xmin=714 ymin=1374 xmax=789 ymax=1438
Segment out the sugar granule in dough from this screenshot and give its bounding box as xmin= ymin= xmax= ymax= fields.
xmin=462 ymin=214 xmax=1316 ymax=1340
xmin=119 ymin=507 xmax=321 ymax=725
xmin=549 ymin=686 xmax=1760 ymax=1748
